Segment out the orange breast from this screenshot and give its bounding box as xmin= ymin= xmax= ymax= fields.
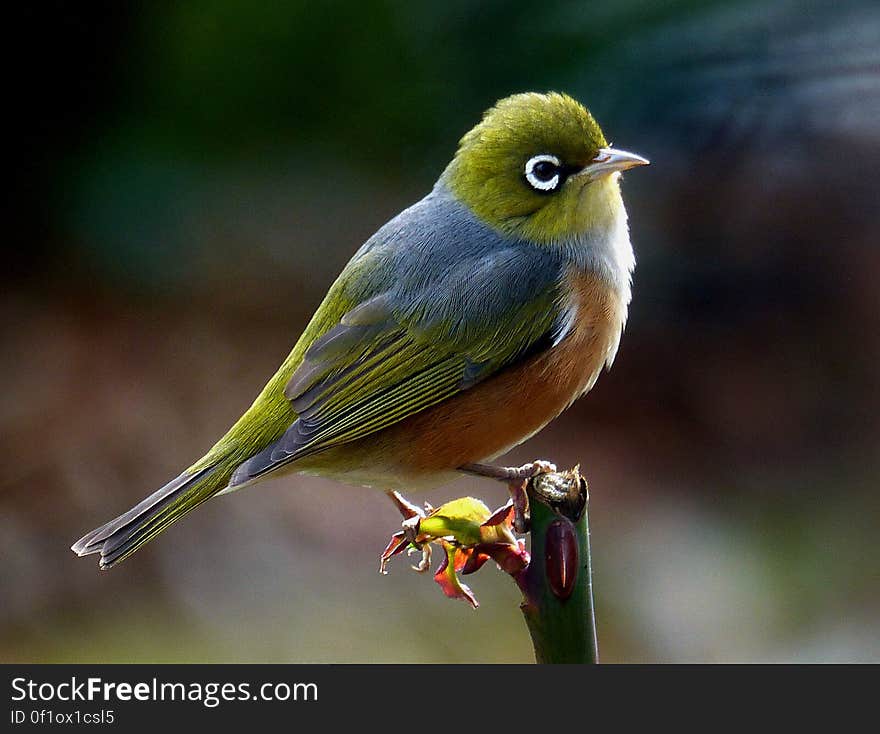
xmin=295 ymin=268 xmax=626 ymax=489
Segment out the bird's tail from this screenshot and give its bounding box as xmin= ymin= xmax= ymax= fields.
xmin=71 ymin=463 xmax=227 ymax=569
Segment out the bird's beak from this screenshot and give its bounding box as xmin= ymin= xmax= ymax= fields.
xmin=578 ymin=147 xmax=650 ymax=181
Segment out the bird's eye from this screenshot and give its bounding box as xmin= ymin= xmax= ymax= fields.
xmin=525 ymin=154 xmax=562 ymax=192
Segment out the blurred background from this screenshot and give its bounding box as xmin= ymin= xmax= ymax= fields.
xmin=4 ymin=0 xmax=879 ymax=663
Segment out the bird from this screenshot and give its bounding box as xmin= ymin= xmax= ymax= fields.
xmin=72 ymin=91 xmax=649 ymax=570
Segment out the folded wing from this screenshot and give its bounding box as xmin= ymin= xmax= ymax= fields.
xmin=229 ymin=245 xmax=565 ymax=488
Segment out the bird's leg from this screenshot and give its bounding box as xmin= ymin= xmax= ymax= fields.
xmin=458 ymin=460 xmax=557 ymax=533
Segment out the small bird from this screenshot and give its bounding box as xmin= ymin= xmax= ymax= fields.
xmin=72 ymin=92 xmax=648 ymax=569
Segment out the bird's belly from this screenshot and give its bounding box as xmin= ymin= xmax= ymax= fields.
xmin=294 ymin=269 xmax=626 ymax=491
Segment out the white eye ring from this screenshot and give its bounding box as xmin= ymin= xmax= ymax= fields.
xmin=525 ymin=154 xmax=562 ymax=191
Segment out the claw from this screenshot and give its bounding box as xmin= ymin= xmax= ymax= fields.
xmin=458 ymin=459 xmax=559 ymax=533
xmin=529 ymin=460 xmax=557 ymax=475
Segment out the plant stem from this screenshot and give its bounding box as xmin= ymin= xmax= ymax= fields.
xmin=515 ymin=470 xmax=598 ymax=664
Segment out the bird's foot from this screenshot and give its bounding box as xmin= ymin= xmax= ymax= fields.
xmin=458 ymin=460 xmax=558 ymax=533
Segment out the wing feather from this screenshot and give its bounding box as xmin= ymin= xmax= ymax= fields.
xmin=226 ymin=192 xmax=569 ymax=489
xmin=231 ymin=293 xmax=561 ymax=487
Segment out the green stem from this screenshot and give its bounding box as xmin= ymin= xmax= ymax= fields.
xmin=515 ymin=471 xmax=598 ymax=664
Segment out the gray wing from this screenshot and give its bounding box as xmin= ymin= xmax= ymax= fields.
xmin=229 ymin=186 xmax=567 ymax=487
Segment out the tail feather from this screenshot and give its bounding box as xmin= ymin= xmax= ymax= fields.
xmin=71 ymin=464 xmax=223 ymax=569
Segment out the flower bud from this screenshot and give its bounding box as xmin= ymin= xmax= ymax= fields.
xmin=545 ymin=518 xmax=578 ymax=600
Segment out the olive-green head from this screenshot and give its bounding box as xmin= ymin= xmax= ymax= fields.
xmin=442 ymin=92 xmax=648 ymax=244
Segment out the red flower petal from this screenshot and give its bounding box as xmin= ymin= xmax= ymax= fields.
xmin=433 ymin=542 xmax=479 ymax=608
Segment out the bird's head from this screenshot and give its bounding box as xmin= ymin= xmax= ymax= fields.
xmin=442 ymin=92 xmax=648 ymax=245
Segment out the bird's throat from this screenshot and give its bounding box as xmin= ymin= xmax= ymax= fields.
xmin=539 ymin=177 xmax=635 ymax=305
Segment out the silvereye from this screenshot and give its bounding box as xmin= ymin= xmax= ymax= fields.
xmin=73 ymin=91 xmax=648 ymax=569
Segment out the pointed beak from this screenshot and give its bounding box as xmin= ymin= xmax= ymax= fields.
xmin=579 ymin=147 xmax=650 ymax=181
